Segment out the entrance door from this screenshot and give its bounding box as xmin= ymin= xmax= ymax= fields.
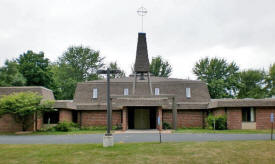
xmin=134 ymin=109 xmax=150 ymax=129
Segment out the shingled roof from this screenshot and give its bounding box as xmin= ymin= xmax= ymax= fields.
xmin=208 ymin=98 xmax=275 ymax=108
xmin=134 ymin=33 xmax=150 ymax=73
xmin=0 ymin=86 xmax=54 ymax=100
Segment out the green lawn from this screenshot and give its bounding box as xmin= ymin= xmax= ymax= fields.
xmin=175 ymin=128 xmax=272 ymax=134
xmin=0 ymin=141 xmax=274 ymax=164
xmin=0 ymin=130 xmax=107 ymax=135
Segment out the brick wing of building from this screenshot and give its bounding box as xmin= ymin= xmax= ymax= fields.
xmin=1 ymin=33 xmax=275 ymax=132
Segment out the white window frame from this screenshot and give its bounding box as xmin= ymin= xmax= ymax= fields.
xmin=186 ymin=88 xmax=191 ymax=98
xmin=155 ymin=88 xmax=160 ymax=95
xmin=123 ymin=88 xmax=129 ymax=96
xmin=92 ymin=88 xmax=98 ymax=99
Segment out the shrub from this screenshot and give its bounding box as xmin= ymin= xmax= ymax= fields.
xmin=80 ymin=125 xmax=120 ymax=131
xmin=207 ymin=115 xmax=227 ymax=130
xmin=163 ymin=122 xmax=172 ymax=130
xmin=115 ymin=123 xmax=122 ymax=130
xmin=55 ymin=122 xmax=79 ymax=132
xmin=38 ymin=126 xmax=56 ymax=132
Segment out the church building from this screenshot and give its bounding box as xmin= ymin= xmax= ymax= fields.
xmin=0 ymin=33 xmax=275 ymax=132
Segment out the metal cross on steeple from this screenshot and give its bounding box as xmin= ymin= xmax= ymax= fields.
xmin=137 ymin=6 xmax=148 ymax=32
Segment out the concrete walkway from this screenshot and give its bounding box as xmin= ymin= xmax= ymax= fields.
xmin=0 ymin=133 xmax=271 ymax=144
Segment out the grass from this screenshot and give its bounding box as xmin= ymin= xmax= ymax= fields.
xmin=175 ymin=128 xmax=272 ymax=134
xmin=0 ymin=130 xmax=107 ymax=135
xmin=0 ymin=141 xmax=274 ymax=164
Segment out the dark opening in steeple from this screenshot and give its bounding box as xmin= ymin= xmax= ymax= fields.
xmin=134 ymin=33 xmax=150 ymax=73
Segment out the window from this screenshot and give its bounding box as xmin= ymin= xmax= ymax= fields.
xmin=155 ymin=88 xmax=160 ymax=95
xmin=43 ymin=111 xmax=59 ymax=124
xmin=242 ymin=107 xmax=255 ymax=122
xmin=124 ymin=88 xmax=129 ymax=96
xmin=186 ymin=88 xmax=191 ymax=98
xmin=92 ymin=88 xmax=98 ymax=99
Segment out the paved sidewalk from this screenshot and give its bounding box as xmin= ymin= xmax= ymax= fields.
xmin=0 ymin=133 xmax=271 ymax=144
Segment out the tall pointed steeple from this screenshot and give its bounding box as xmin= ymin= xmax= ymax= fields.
xmin=132 ymin=32 xmax=153 ymax=95
xmin=134 ymin=33 xmax=150 ymax=73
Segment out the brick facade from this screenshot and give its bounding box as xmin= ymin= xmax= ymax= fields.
xmin=0 ymin=114 xmax=22 ymax=132
xmin=59 ymin=109 xmax=72 ymax=122
xmin=0 ymin=114 xmax=36 ymax=132
xmin=256 ymin=107 xmax=275 ymax=129
xmin=163 ymin=110 xmax=204 ymax=128
xmin=213 ymin=108 xmax=226 ymax=116
xmin=80 ymin=110 xmax=122 ymax=127
xmin=227 ymin=108 xmax=242 ymax=129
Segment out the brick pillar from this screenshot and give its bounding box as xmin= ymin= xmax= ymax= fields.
xmin=157 ymin=106 xmax=163 ymax=130
xmin=122 ymin=107 xmax=128 ymax=131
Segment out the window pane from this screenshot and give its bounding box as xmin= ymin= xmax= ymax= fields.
xmin=124 ymin=88 xmax=129 ymax=96
xmin=155 ymin=88 xmax=160 ymax=95
xmin=250 ymin=107 xmax=255 ymax=122
xmin=93 ymin=88 xmax=98 ymax=99
xmin=186 ymin=88 xmax=191 ymax=98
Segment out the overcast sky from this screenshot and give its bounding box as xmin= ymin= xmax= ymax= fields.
xmin=0 ymin=0 xmax=275 ymax=79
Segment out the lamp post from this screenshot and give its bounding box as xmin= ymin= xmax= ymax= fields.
xmin=97 ymin=68 xmax=121 ymax=147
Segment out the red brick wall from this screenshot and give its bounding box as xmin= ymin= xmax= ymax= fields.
xmin=227 ymin=108 xmax=242 ymax=129
xmin=36 ymin=113 xmax=43 ymax=130
xmin=81 ymin=110 xmax=121 ymax=127
xmin=0 ymin=114 xmax=22 ymax=132
xmin=163 ymin=110 xmax=204 ymax=128
xmin=256 ymin=107 xmax=275 ymax=129
xmin=178 ymin=110 xmax=203 ymax=128
xmin=0 ymin=114 xmax=36 ymax=132
xmin=59 ymin=109 xmax=72 ymax=122
xmin=163 ymin=110 xmax=173 ymax=125
xmin=213 ymin=108 xmax=226 ymax=116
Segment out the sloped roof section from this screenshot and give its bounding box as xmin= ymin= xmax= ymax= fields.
xmin=208 ymin=98 xmax=275 ymax=108
xmin=0 ymin=86 xmax=54 ymax=100
xmin=134 ymin=33 xmax=150 ymax=73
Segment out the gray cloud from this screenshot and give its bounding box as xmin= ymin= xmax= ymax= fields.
xmin=0 ymin=0 xmax=274 ymax=79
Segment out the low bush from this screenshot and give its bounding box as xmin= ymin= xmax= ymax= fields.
xmin=207 ymin=115 xmax=227 ymax=130
xmin=38 ymin=126 xmax=56 ymax=132
xmin=55 ymin=122 xmax=79 ymax=132
xmin=80 ymin=126 xmax=118 ymax=131
xmin=163 ymin=122 xmax=172 ymax=130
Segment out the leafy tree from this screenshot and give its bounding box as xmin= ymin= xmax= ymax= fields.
xmin=193 ymin=57 xmax=240 ymax=98
xmin=108 ymin=62 xmax=126 ymax=78
xmin=50 ymin=63 xmax=77 ymax=100
xmin=0 ymin=60 xmax=26 ymax=86
xmin=150 ymin=56 xmax=172 ymax=77
xmin=53 ymin=46 xmax=104 ymax=99
xmin=266 ymin=63 xmax=275 ymax=97
xmin=16 ymin=50 xmax=53 ymax=89
xmin=0 ymin=92 xmax=54 ymax=131
xmin=237 ymin=69 xmax=268 ymax=99
xmin=59 ymin=46 xmax=104 ymax=81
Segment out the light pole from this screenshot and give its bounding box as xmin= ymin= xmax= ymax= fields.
xmin=97 ymin=68 xmax=121 ymax=147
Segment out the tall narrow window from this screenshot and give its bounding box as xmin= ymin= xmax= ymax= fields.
xmin=155 ymin=88 xmax=160 ymax=95
xmin=186 ymin=88 xmax=191 ymax=98
xmin=124 ymin=88 xmax=129 ymax=96
xmin=92 ymin=88 xmax=98 ymax=99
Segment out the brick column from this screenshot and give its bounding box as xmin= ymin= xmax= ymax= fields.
xmin=122 ymin=107 xmax=128 ymax=131
xmin=157 ymin=106 xmax=163 ymax=130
